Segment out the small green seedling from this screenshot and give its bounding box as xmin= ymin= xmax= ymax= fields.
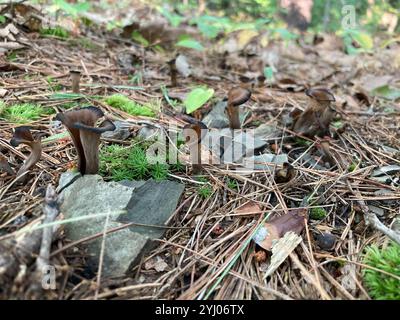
xmin=227 ymin=178 xmax=238 ymax=190
xmin=362 ymin=242 xmax=400 ymax=300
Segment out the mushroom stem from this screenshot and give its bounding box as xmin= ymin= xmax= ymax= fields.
xmin=167 ymin=59 xmax=177 ymax=87
xmin=227 ymin=103 xmax=241 ymax=129
xmin=183 ymin=119 xmax=207 ymax=175
xmin=70 ymin=70 xmax=81 ymax=94
xmin=226 ymin=87 xmax=251 ymax=130
xmin=79 ymin=130 xmax=101 ymax=174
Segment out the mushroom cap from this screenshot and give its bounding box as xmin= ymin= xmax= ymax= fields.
xmin=70 ymin=70 xmax=81 ymax=75
xmin=55 ymin=106 xmax=114 ymax=134
xmin=10 ymin=126 xmax=34 ymax=147
xmin=305 ymin=88 xmax=335 ymax=102
xmin=228 ymin=87 xmax=251 ymax=106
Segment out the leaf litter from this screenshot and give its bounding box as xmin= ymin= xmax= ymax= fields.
xmin=0 ymin=1 xmax=399 ymax=300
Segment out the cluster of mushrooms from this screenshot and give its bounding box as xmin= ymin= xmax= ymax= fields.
xmin=1 ymin=83 xmax=337 ymax=183
xmin=1 ymin=106 xmax=116 ymax=181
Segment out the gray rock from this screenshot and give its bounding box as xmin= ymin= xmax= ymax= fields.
xmin=137 ymin=126 xmax=160 ymax=140
xmin=58 ymin=173 xmax=184 ymax=277
xmin=315 ymin=233 xmax=336 ymax=251
xmin=243 ymin=153 xmax=288 ymax=170
xmin=206 ymin=129 xmax=268 ymax=163
xmin=101 ymin=120 xmax=131 ymax=141
xmin=118 ymin=180 xmax=185 ymax=238
xmin=203 ymin=101 xmax=248 ymax=129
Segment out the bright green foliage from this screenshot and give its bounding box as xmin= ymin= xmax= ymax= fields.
xmin=348 ymin=163 xmax=357 ymax=172
xmin=184 ymin=87 xmax=214 ymax=114
xmin=198 ymin=184 xmax=213 ymax=199
xmin=309 ymin=207 xmax=327 ymax=220
xmin=100 ymin=144 xmax=169 ymax=181
xmin=52 ymin=0 xmax=91 ymax=17
xmin=0 ymin=103 xmax=54 ymax=123
xmin=176 ymin=38 xmax=204 ymax=51
xmin=104 ymin=94 xmax=156 ymax=117
xmin=40 ymin=27 xmax=69 ymax=39
xmin=362 ymin=242 xmax=400 ymax=300
xmin=160 ymin=7 xmax=184 ymax=27
xmin=227 ymin=178 xmax=238 ymax=190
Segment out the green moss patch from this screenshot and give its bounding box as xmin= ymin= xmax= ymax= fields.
xmin=0 ymin=103 xmax=54 ymax=123
xmin=362 ymin=242 xmax=400 ymax=300
xmin=100 ymin=144 xmax=170 ymax=181
xmin=104 ymin=94 xmax=156 ymax=117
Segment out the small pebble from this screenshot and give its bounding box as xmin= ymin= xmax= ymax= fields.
xmin=315 ymin=232 xmax=336 ymax=251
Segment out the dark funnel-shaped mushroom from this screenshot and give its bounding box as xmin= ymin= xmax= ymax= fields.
xmin=183 ymin=119 xmax=208 ymax=174
xmin=293 ymin=88 xmax=336 ymax=137
xmin=226 ymin=87 xmax=251 ymax=129
xmin=55 ymin=106 xmax=115 ymax=175
xmin=10 ymin=126 xmax=42 ymax=178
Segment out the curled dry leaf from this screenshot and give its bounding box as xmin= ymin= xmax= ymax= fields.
xmin=10 ymin=126 xmax=42 ymax=178
xmin=274 ymin=162 xmax=296 ymax=183
xmin=253 ymin=208 xmax=307 ymax=251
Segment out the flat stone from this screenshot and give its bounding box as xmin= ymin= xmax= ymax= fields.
xmin=206 ymin=129 xmax=267 ymax=163
xmin=203 ymin=101 xmax=248 ymax=129
xmin=137 ymin=125 xmax=160 ymax=140
xmin=58 ymin=173 xmax=184 ymax=277
xmin=118 ymin=179 xmax=185 ymax=238
xmin=101 ymin=120 xmax=131 ymax=141
xmin=243 ymin=153 xmax=288 ymax=170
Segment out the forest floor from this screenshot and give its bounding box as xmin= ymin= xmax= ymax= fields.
xmin=0 ymin=2 xmax=399 ymax=300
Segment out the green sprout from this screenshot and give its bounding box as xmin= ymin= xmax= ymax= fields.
xmin=227 ymin=178 xmax=238 ymax=190
xmin=362 ymin=242 xmax=400 ymax=300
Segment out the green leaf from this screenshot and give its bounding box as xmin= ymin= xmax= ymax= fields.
xmin=198 ymin=22 xmax=220 ymax=39
xmin=263 ymin=67 xmax=274 ymax=80
xmin=0 ymin=15 xmax=6 ymax=24
xmin=131 ymin=31 xmax=149 ymax=46
xmin=176 ymin=38 xmax=204 ymax=51
xmin=274 ymin=28 xmax=298 ymax=41
xmin=53 ymin=0 xmax=90 ymax=16
xmin=372 ymin=85 xmax=400 ymax=100
xmin=184 ymin=87 xmax=214 ymax=114
xmin=160 ymin=8 xmax=183 ymax=28
xmin=350 ymin=30 xmax=373 ymax=50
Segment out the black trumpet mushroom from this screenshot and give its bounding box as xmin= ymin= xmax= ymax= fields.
xmin=55 ymin=106 xmax=115 ymax=175
xmin=226 ymin=87 xmax=251 ymax=129
xmin=10 ymin=126 xmax=42 ymax=178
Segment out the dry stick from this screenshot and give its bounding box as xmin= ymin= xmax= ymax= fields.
xmin=347 ymin=180 xmax=400 ymax=245
xmin=94 ymin=210 xmax=111 ymax=300
xmin=36 ymin=185 xmax=61 ymax=271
